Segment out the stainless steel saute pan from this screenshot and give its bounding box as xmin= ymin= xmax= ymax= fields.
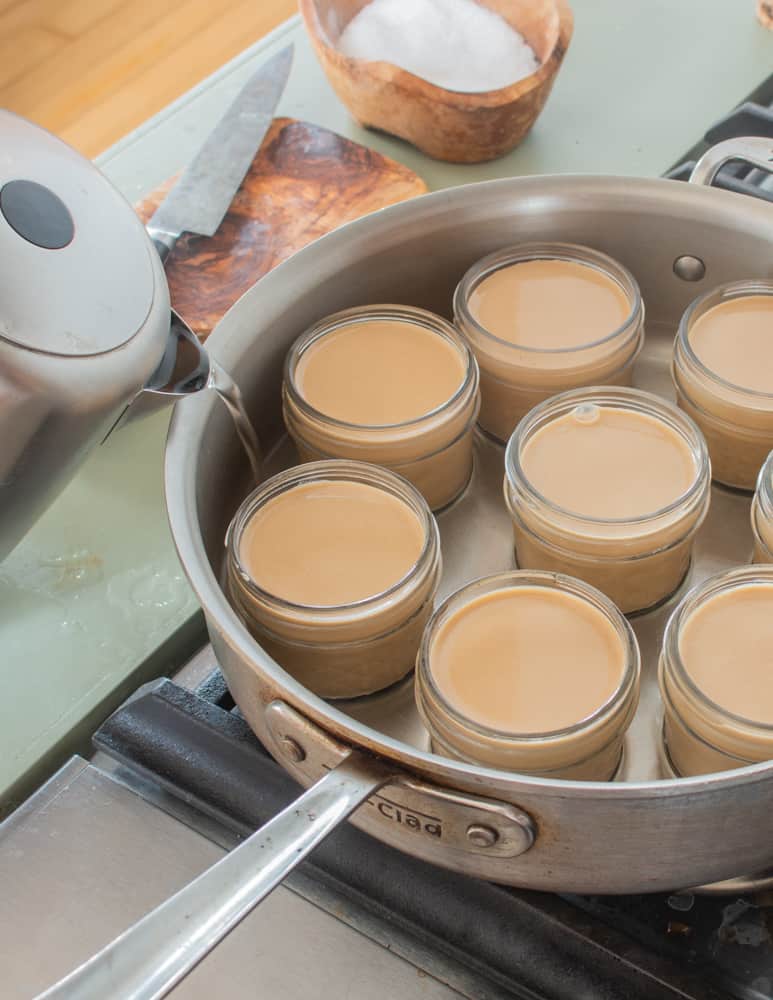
xmin=43 ymin=137 xmax=773 ymax=999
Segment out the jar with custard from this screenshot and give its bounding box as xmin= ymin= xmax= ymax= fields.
xmin=226 ymin=460 xmax=441 ymax=699
xmin=415 ymin=571 xmax=641 ymax=780
xmin=751 ymin=449 xmax=773 ymax=563
xmin=283 ymin=305 xmax=480 ymax=511
xmin=659 ymin=565 xmax=773 ymax=776
xmin=504 ymin=387 xmax=711 ymax=614
xmin=673 ymin=280 xmax=773 ymax=490
xmin=453 ymin=243 xmax=644 ymax=442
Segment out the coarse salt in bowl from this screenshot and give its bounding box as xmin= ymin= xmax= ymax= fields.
xmin=300 ymin=0 xmax=574 ymax=163
xmin=337 ymin=0 xmax=541 ymax=94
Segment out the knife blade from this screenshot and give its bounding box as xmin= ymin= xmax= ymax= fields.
xmin=147 ymin=44 xmax=293 ymax=263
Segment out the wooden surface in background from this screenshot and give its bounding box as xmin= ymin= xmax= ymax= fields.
xmin=135 ymin=117 xmax=427 ymax=339
xmin=0 ymin=0 xmax=297 ymax=157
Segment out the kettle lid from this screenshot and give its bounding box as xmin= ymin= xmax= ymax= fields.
xmin=0 ymin=111 xmax=156 ymax=357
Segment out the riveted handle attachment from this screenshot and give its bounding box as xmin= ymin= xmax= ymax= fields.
xmin=263 ymin=700 xmax=536 ymax=861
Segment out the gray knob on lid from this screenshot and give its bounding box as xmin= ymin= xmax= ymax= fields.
xmin=0 ymin=179 xmax=74 ymax=249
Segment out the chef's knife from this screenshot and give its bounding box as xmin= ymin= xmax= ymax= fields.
xmin=147 ymin=44 xmax=293 ymax=264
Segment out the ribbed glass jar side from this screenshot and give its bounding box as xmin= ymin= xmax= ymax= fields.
xmin=453 ymin=242 xmax=644 ymax=442
xmin=282 ymin=305 xmax=480 ymax=510
xmin=751 ymin=449 xmax=773 ymax=563
xmin=415 ymin=570 xmax=640 ymax=780
xmin=673 ymin=280 xmax=773 ymax=490
xmin=503 ymin=386 xmax=711 ymax=614
xmin=226 ymin=460 xmax=441 ymax=699
xmin=659 ymin=565 xmax=773 ymax=776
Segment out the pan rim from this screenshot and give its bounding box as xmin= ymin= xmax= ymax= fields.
xmin=165 ymin=170 xmax=773 ymax=802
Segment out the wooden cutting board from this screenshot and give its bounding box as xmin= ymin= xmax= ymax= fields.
xmin=135 ymin=117 xmax=427 ymax=340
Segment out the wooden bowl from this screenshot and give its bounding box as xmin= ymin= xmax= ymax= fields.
xmin=299 ymin=0 xmax=574 ymax=164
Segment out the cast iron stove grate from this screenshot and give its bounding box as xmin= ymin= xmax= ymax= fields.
xmin=666 ymin=73 xmax=773 ymax=200
xmin=95 ymin=674 xmax=773 ymax=1000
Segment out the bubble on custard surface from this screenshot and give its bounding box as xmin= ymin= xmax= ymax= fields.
xmin=571 ymin=403 xmax=601 ymax=425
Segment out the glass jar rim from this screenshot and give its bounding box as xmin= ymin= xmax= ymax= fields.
xmin=751 ymin=507 xmax=773 ymax=563
xmin=755 ymin=449 xmax=773 ymax=517
xmin=453 ymin=241 xmax=643 ymax=356
xmin=227 ymin=460 xmax=439 ymax=617
xmin=284 ymin=304 xmax=478 ymax=432
xmin=417 ymin=570 xmax=640 ymax=743
xmin=676 ymin=279 xmax=773 ymax=402
xmin=504 ymin=386 xmax=710 ymax=528
xmin=752 ymin=452 xmax=773 ymax=560
xmin=662 ymin=565 xmax=773 ymax=734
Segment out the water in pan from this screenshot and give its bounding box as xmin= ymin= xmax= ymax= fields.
xmin=260 ymin=319 xmax=755 ymax=783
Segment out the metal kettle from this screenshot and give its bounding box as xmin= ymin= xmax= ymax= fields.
xmin=0 ymin=110 xmax=209 ymax=562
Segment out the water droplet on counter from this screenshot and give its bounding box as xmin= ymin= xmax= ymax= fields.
xmin=1 ymin=546 xmax=103 ymax=601
xmin=40 ymin=549 xmax=104 ymax=590
xmin=129 ymin=570 xmax=182 ymax=610
xmin=106 ymin=563 xmax=190 ymax=630
xmin=59 ymin=617 xmax=86 ymax=636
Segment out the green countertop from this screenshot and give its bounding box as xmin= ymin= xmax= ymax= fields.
xmin=1 ymin=1 xmax=771 ymax=815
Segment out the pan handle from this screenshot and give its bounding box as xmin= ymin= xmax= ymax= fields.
xmin=689 ymin=136 xmax=773 ymax=186
xmin=37 ymin=749 xmax=394 ymax=1000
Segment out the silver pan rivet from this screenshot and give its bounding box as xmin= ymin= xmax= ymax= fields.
xmin=673 ymin=255 xmax=706 ymax=282
xmin=279 ymin=736 xmax=306 ymax=763
xmin=466 ymin=823 xmax=499 ymax=848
